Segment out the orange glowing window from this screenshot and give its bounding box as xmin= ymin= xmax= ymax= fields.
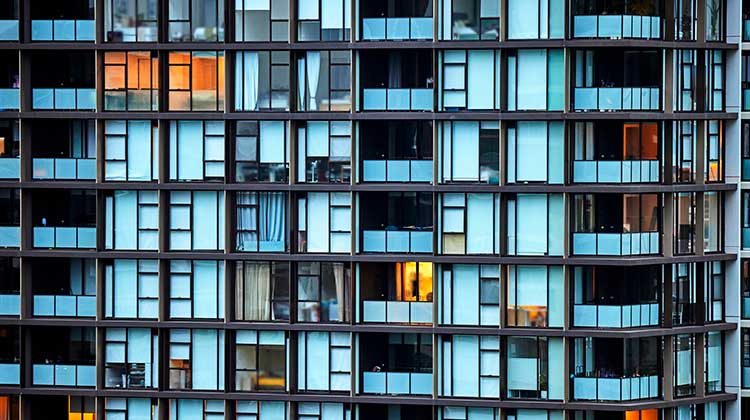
xmin=623 ymin=122 xmax=658 ymax=160
xmin=395 ymin=262 xmax=433 ymax=302
xmin=104 ymin=51 xmax=158 ymax=111
xmin=168 ymin=51 xmax=225 ymax=111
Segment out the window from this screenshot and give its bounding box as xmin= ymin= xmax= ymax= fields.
xmin=104 ymin=259 xmax=159 ymax=319
xmin=169 ymin=191 xmax=225 ymax=251
xmin=104 ymin=328 xmax=158 ymax=389
xmin=440 ymin=0 xmax=499 ymax=40
xmin=507 ymin=194 xmax=564 ymax=256
xmin=438 ymin=407 xmax=501 ymax=420
xmin=297 ymin=0 xmax=349 ymax=41
xmin=507 ymin=336 xmax=563 ymax=400
xmin=705 ymin=331 xmax=722 ymax=394
xmin=235 ymin=261 xmax=289 ymax=322
xmin=297 ymin=332 xmax=351 ymax=392
xmin=235 ymin=51 xmax=290 ymax=111
xmin=507 ymin=0 xmax=564 ymax=39
xmin=105 ymin=0 xmax=158 ymax=42
xmin=168 ymin=329 xmax=225 ymax=390
xmin=673 ymin=121 xmax=696 ymax=182
xmin=675 ymin=192 xmax=696 ymax=255
xmin=296 ymin=403 xmax=350 ymax=420
xmin=68 ymin=397 xmax=96 ymax=420
xmin=507 ymin=122 xmax=564 ymax=184
xmin=673 ymin=263 xmax=698 ymax=326
xmin=507 ymin=265 xmax=563 ymax=328
xmin=675 ymin=50 xmax=696 ymax=112
xmin=104 ymin=120 xmax=159 ymax=181
xmin=704 ymin=191 xmax=722 ymax=253
xmin=440 ymin=335 xmax=499 ymax=397
xmin=235 ymin=330 xmax=287 ymax=392
xmin=745 ymin=122 xmax=750 ymax=181
xmin=168 ymin=0 xmax=224 ymax=42
xmin=236 ymin=401 xmax=287 ymax=420
xmin=169 ymin=400 xmax=225 ymax=419
xmin=105 ymin=398 xmax=157 ymax=420
xmin=439 ymin=193 xmax=499 ymax=254
xmin=236 ymin=192 xmax=287 ymax=252
xmin=439 ymin=264 xmax=499 ymax=327
xmin=104 ymin=51 xmax=158 ymax=111
xmin=705 ymin=261 xmax=724 ymax=323
xmin=706 ymin=50 xmax=724 ymax=111
xmin=297 ymin=121 xmax=351 ymax=183
xmin=706 ymin=120 xmax=723 ymax=182
xmin=744 ymin=329 xmax=750 ymax=388
xmin=507 ymin=49 xmax=564 ymax=111
xmin=674 ymin=334 xmax=695 ymax=397
xmin=0 ymin=120 xmax=19 ymax=179
xmin=297 ymin=51 xmax=351 ymax=111
xmin=235 ymin=121 xmax=289 ymax=183
xmin=169 ymin=260 xmax=224 ymax=320
xmin=235 ymin=0 xmax=288 ymax=42
xmin=440 ymin=121 xmax=499 ymax=183
xmin=297 ymin=262 xmax=350 ymax=323
xmin=745 ymin=191 xmax=750 ymax=249
xmin=504 ymin=410 xmax=563 ymax=420
xmin=297 ymin=192 xmax=351 ymax=253
xmin=105 ymin=190 xmax=159 ymax=251
xmin=169 ymin=120 xmax=225 ymax=181
xmin=0 ymin=258 xmax=19 ymax=315
xmin=440 ymin=50 xmax=500 ymax=111
xmin=706 ymin=0 xmax=723 ymax=41
xmin=167 ymin=51 xmax=225 ymax=111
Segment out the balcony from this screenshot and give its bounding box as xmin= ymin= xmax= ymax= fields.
xmin=573 ymin=232 xmax=659 ymax=256
xmin=0 ymin=159 xmax=19 ymax=179
xmin=33 ymin=227 xmax=96 ymax=249
xmin=33 ymin=295 xmax=95 ymax=317
xmin=573 ymin=375 xmax=659 ymax=401
xmin=573 ymin=304 xmax=659 ymax=328
xmin=0 ymin=89 xmax=18 ymax=110
xmin=362 ymin=160 xmax=432 ymax=183
xmin=362 ymin=371 xmax=432 ymax=395
xmin=574 ymin=87 xmax=660 ymax=111
xmin=0 ymin=363 xmax=19 ymax=385
xmin=573 ymin=15 xmax=661 ymax=39
xmin=0 ymin=294 xmax=18 ymax=315
xmin=32 ymin=158 xmax=96 ymax=180
xmin=362 ymin=18 xmax=433 ymax=40
xmin=31 ymin=19 xmax=95 ymax=41
xmin=362 ymin=230 xmax=432 ymax=253
xmin=573 ymin=160 xmax=659 ymax=184
xmin=362 ymin=300 xmax=432 ymax=324
xmin=32 ymin=88 xmax=96 ymax=110
xmin=32 ymin=364 xmax=95 ymax=387
xmin=362 ymin=88 xmax=433 ymax=111
xmin=0 ymin=20 xmax=18 ymax=40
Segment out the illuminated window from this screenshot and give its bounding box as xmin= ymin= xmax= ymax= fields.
xmin=168 ymin=51 xmax=225 ymax=111
xmin=68 ymin=396 xmax=95 ymax=420
xmin=104 ymin=51 xmax=158 ymax=111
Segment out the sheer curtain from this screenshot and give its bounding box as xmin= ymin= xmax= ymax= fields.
xmin=237 ymin=262 xmax=271 ymax=320
xmin=259 ymin=192 xmax=285 ymax=250
xmin=236 ymin=52 xmax=259 ymax=111
xmin=332 ymin=263 xmax=346 ymax=322
xmin=306 ymin=52 xmax=320 ymax=110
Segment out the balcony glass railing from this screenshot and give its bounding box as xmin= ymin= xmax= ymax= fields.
xmin=573 ymin=160 xmax=659 ymax=184
xmin=33 ymin=158 xmax=96 ymax=180
xmin=0 ymin=20 xmax=18 ymax=40
xmin=362 ymin=300 xmax=432 ymax=324
xmin=0 ymin=226 xmax=19 ymax=248
xmin=362 ymin=371 xmax=433 ymax=395
xmin=32 ymin=88 xmax=96 ymax=110
xmin=362 ymin=17 xmax=433 ymax=40
xmin=362 ymin=160 xmax=432 ymax=183
xmin=0 ymin=89 xmax=19 ymax=110
xmin=574 ymin=87 xmax=660 ymax=111
xmin=31 ymin=19 xmax=95 ymax=41
xmin=32 ymin=364 xmax=95 ymax=387
xmin=572 ymin=232 xmax=660 ymax=256
xmin=742 ymin=297 xmax=750 ymax=319
xmin=573 ymin=375 xmax=659 ymax=401
xmin=362 ymin=230 xmax=432 ymax=253
xmin=745 ymin=20 xmax=750 ymax=41
xmin=362 ymin=88 xmax=433 ymax=111
xmin=33 ymin=295 xmax=96 ymax=317
xmin=0 ymin=363 xmax=19 ymax=385
xmin=743 ymin=227 xmax=750 ymax=249
xmin=0 ymin=294 xmax=19 ymax=315
xmin=573 ymin=303 xmax=659 ymax=328
xmin=743 ymin=367 xmax=750 ymax=389
xmin=0 ymin=158 xmax=19 ymax=179
xmin=743 ymin=89 xmax=750 ymax=111
xmin=742 ymin=159 xmax=750 ymax=181
xmin=33 ymin=227 xmax=96 ymax=249
xmin=573 ymin=15 xmax=661 ymax=39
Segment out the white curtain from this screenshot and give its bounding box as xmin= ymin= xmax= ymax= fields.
xmin=238 ymin=262 xmax=271 ymax=320
xmin=236 ymin=52 xmax=259 ymax=111
xmin=259 ymin=192 xmax=285 ymax=246
xmin=306 ymin=52 xmax=321 ymax=110
xmin=297 ymin=57 xmax=306 ymax=110
xmin=333 ymin=263 xmax=346 ymax=322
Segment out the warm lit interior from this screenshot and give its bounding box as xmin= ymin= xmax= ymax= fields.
xmin=104 ymin=51 xmax=158 ymax=91
xmin=623 ymin=122 xmax=658 ymax=160
xmin=168 ymin=51 xmax=226 ymax=110
xmin=395 ymin=262 xmax=433 ymax=302
xmin=625 ymin=409 xmax=658 ymax=420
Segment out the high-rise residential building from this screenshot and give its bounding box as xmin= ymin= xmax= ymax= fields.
xmin=0 ymin=0 xmax=746 ymax=419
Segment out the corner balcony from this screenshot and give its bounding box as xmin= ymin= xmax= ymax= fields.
xmin=573 ymin=304 xmax=659 ymax=328
xmin=574 ymin=87 xmax=660 ymax=111
xmin=362 ymin=18 xmax=433 ymax=41
xmin=573 ymin=376 xmax=659 ymax=401
xmin=32 ymin=364 xmax=95 ymax=387
xmin=573 ymin=15 xmax=662 ymax=39
xmin=32 ymin=158 xmax=96 ymax=180
xmin=31 ymin=19 xmax=95 ymax=41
